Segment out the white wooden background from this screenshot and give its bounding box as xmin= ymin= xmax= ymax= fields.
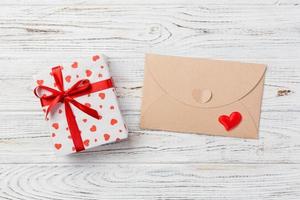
xmin=0 ymin=0 xmax=300 ymax=199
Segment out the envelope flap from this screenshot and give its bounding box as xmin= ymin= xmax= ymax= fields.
xmin=146 ymin=54 xmax=266 ymax=108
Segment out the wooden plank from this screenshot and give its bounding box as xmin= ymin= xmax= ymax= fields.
xmin=0 ymin=0 xmax=299 ymax=6
xmin=0 ymin=3 xmax=299 ymax=111
xmin=0 ymin=164 xmax=299 ymax=200
xmin=0 ymin=0 xmax=297 ymax=5
xmin=0 ymin=110 xmax=299 ymax=164
xmin=0 ymin=5 xmax=299 ymax=55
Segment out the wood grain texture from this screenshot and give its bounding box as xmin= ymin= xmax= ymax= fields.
xmin=0 ymin=0 xmax=299 ymax=199
xmin=0 ymin=164 xmax=300 ymax=200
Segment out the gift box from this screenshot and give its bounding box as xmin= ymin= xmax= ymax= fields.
xmin=33 ymin=54 xmax=128 ymax=154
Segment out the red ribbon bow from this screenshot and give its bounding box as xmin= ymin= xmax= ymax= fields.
xmin=34 ymin=66 xmax=113 ymax=152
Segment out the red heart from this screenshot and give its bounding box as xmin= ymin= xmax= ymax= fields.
xmin=82 ymin=119 xmax=87 ymax=123
xmin=98 ymin=92 xmax=105 ymax=100
xmin=110 ymin=119 xmax=118 ymax=126
xmin=58 ymin=109 xmax=62 ymax=114
xmin=83 ymin=139 xmax=90 ymax=147
xmin=84 ymin=103 xmax=91 ymax=107
xmin=218 ymin=112 xmax=242 ymax=131
xmin=37 ymin=80 xmax=44 ymax=86
xmin=85 ymin=69 xmax=92 ymax=77
xmin=65 ymin=75 xmax=71 ymax=83
xmin=92 ymin=55 xmax=100 ymax=61
xmin=52 ymin=123 xmax=59 ymax=130
xmin=54 ymin=143 xmax=62 ymax=150
xmin=90 ymin=125 xmax=97 ymax=132
xmin=104 ymin=133 xmax=110 ymax=141
xmin=110 ymin=105 xmax=114 ymax=110
xmin=72 ymin=61 xmax=78 ymax=68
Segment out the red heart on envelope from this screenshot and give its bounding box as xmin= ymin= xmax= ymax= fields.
xmin=218 ymin=112 xmax=242 ymax=131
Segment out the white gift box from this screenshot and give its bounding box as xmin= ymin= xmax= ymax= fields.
xmin=33 ymin=54 xmax=128 ymax=154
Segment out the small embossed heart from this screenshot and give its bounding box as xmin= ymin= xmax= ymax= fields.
xmin=192 ymin=88 xmax=212 ymax=104
xmin=218 ymin=112 xmax=242 ymax=131
xmin=54 ymin=143 xmax=62 ymax=150
xmin=82 ymin=119 xmax=87 ymax=123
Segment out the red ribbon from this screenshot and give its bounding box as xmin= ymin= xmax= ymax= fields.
xmin=34 ymin=66 xmax=113 ymax=152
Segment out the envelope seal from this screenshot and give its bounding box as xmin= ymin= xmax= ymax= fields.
xmin=192 ymin=88 xmax=212 ymax=104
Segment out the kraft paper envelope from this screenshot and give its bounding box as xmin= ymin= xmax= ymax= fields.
xmin=140 ymin=54 xmax=267 ymax=139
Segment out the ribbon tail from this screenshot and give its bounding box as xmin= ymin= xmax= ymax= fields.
xmin=64 ymin=102 xmax=85 ymax=152
xmin=45 ymin=95 xmax=62 ymax=119
xmin=68 ymin=98 xmax=101 ymax=120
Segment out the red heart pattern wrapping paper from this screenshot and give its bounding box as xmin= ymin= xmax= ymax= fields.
xmin=33 ymin=54 xmax=128 ymax=155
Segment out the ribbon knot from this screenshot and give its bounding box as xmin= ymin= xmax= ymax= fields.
xmin=34 ymin=66 xmax=113 ymax=152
